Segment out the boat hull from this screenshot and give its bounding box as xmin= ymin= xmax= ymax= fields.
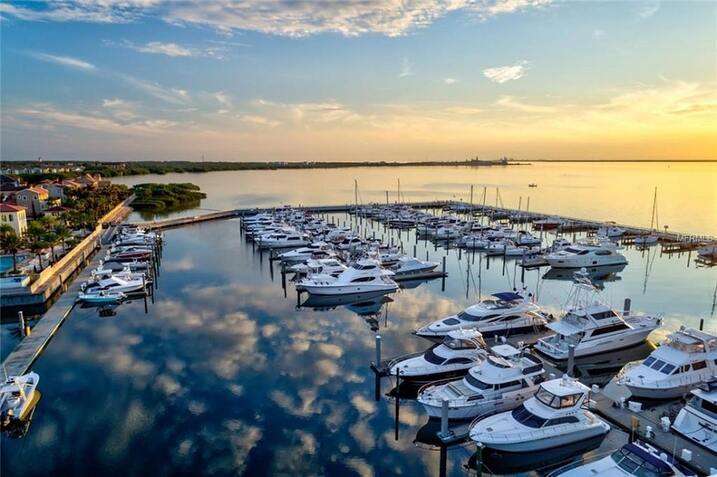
xmin=535 ymin=329 xmax=654 ymax=360
xmin=301 ymin=283 xmax=398 ymax=296
xmin=474 ymin=425 xmax=609 ymax=452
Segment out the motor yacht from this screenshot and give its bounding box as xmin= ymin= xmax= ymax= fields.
xmin=335 ymin=237 xmax=364 ymax=251
xmin=257 ymin=231 xmax=311 ymax=249
xmin=598 ymin=224 xmax=626 ymax=239
xmin=417 ymin=345 xmax=545 ymax=420
xmin=633 ymin=234 xmax=659 ymax=246
xmin=549 ymin=440 xmax=695 ymax=476
xmin=82 ymin=276 xmax=146 ymax=294
xmin=535 ymin=272 xmax=661 ymax=360
xmin=0 ymin=372 xmax=39 ymax=426
xmin=546 ymin=241 xmax=627 ymax=268
xmin=533 ymin=218 xmax=563 ymax=231
xmin=277 ymin=242 xmax=334 ymax=263
xmin=297 ymin=259 xmax=398 ymax=296
xmin=388 ymin=330 xmax=486 ymax=383
xmin=107 ymin=249 xmax=152 ymax=262
xmin=470 ymin=375 xmax=610 ymax=452
xmin=514 ymin=231 xmax=542 ymax=246
xmin=458 ymin=235 xmax=489 ymax=249
xmin=289 ymin=258 xmax=347 ymax=277
xmin=389 ymin=256 xmax=439 ymax=279
xmin=619 ymin=327 xmax=717 ymax=400
xmin=671 ymin=379 xmax=717 ymax=453
xmin=415 ymin=291 xmax=548 ymax=338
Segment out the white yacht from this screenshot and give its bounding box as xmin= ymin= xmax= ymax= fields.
xmin=598 ymin=225 xmax=626 ymax=239
xmin=297 ymin=259 xmax=398 ymax=295
xmin=546 ymin=242 xmax=627 ymax=268
xmin=257 ymin=231 xmax=311 ymax=249
xmin=277 ymin=242 xmax=333 ymax=263
xmin=535 ymin=273 xmax=661 ymax=360
xmin=388 ymin=330 xmax=486 ymax=383
xmin=289 ymin=258 xmax=347 ymax=277
xmin=415 ymin=291 xmax=548 ymax=338
xmin=389 ymin=256 xmax=439 ymax=279
xmin=672 ymin=379 xmax=717 ymax=453
xmin=514 ymin=230 xmax=542 ymax=246
xmin=633 ymin=234 xmax=659 ymax=246
xmin=82 ymin=276 xmax=146 ymax=294
xmin=470 ymin=376 xmax=610 ymax=452
xmin=77 ymin=290 xmax=127 ymax=305
xmin=549 ymin=440 xmax=696 ymax=477
xmin=619 ymin=327 xmax=717 ymax=400
xmin=417 ymin=345 xmax=545 ymax=420
xmin=0 ymin=372 xmax=40 ymax=424
xmin=458 ymin=235 xmax=489 ymax=250
xmin=335 ymin=237 xmax=364 ymax=251
xmin=698 ymin=243 xmax=717 ymax=259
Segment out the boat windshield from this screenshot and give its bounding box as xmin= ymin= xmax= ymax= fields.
xmin=609 ymin=446 xmax=675 ymax=477
xmin=443 ymin=337 xmax=477 ymax=350
xmin=535 ymin=387 xmax=581 ymax=409
xmin=423 ymin=348 xmax=446 ymax=365
xmin=689 ymin=395 xmax=717 ymax=420
xmin=465 ymin=373 xmax=491 ymax=390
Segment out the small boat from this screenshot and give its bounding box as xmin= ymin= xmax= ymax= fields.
xmin=0 ymin=372 xmax=40 ymax=425
xmin=549 ymin=440 xmax=696 ymax=476
xmin=82 ymin=276 xmax=146 ymax=294
xmin=671 ymin=379 xmax=717 ymax=453
xmin=297 ymin=259 xmax=398 ymax=296
xmin=546 ymin=241 xmax=627 ymax=269
xmin=417 ymin=345 xmax=545 ymax=420
xmin=415 ymin=291 xmax=546 ymax=338
xmin=389 ymin=256 xmax=439 ymax=278
xmin=289 ymin=258 xmax=347 ymax=277
xmin=277 ymin=243 xmax=333 ymax=263
xmin=77 ymin=290 xmax=127 ymax=304
xmin=528 ymin=183 xmax=538 ymax=188
xmin=633 ymin=234 xmax=659 ymax=246
xmin=633 ymin=187 xmax=660 ymax=247
xmin=470 ymin=375 xmax=610 ymax=452
xmin=534 ymin=271 xmax=661 ymax=360
xmin=619 ymin=326 xmax=717 ymax=400
xmin=257 ymin=231 xmax=311 ymax=249
xmin=388 ymin=330 xmax=486 ymax=383
xmin=597 ymin=224 xmax=625 ymax=239
xmin=107 ymin=250 xmax=152 ymax=262
xmin=698 ymin=243 xmax=717 ymax=259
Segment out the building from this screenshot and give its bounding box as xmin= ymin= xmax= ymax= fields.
xmin=0 ymin=204 xmax=28 ymax=236
xmin=44 ymin=205 xmax=70 ymax=218
xmin=15 ymin=186 xmax=50 ymax=217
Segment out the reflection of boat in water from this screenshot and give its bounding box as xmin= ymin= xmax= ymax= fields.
xmin=542 ymin=263 xmax=626 ymax=286
xmin=397 ymin=277 xmax=437 ymax=290
xmin=299 ymin=291 xmax=394 ymax=316
xmin=566 ymin=342 xmax=655 ymax=387
xmin=2 ymin=390 xmax=41 ymax=439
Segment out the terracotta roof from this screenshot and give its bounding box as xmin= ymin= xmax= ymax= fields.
xmin=0 ymin=203 xmax=26 ymax=212
xmin=23 ymin=186 xmax=49 ymax=195
xmin=45 ymin=206 xmax=69 ymax=212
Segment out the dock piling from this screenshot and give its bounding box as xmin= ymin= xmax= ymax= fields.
xmin=623 ymin=298 xmax=631 ymax=316
xmin=375 ymin=335 xmax=381 ymax=366
xmin=394 ymin=368 xmax=401 ymax=441
xmin=18 ymin=311 xmax=27 ymax=338
xmin=567 ymin=344 xmax=575 ymax=377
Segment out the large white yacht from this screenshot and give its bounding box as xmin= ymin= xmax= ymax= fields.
xmin=535 ymin=271 xmax=660 ymax=360
xmin=550 ymin=440 xmax=696 ymax=477
xmin=619 ymin=327 xmax=717 ymax=400
xmin=415 ymin=291 xmax=548 ymax=338
xmin=297 ymin=259 xmax=398 ymax=295
xmin=546 ymin=241 xmax=627 ymax=269
xmin=672 ymin=379 xmax=717 ymax=453
xmin=470 ymin=376 xmax=610 ymax=452
xmin=388 ymin=330 xmax=486 ymax=383
xmin=257 ymin=231 xmax=311 ymax=249
xmin=81 ymin=275 xmax=147 ymax=294
xmin=417 ymin=345 xmax=545 ymax=420
xmin=288 ymin=258 xmax=347 ymax=277
xmin=277 ymin=242 xmax=334 ymax=263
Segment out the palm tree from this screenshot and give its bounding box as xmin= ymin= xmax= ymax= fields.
xmin=0 ymin=225 xmax=24 ymax=273
xmin=54 ymin=223 xmax=72 ymax=252
xmin=28 ymin=239 xmax=48 ymax=271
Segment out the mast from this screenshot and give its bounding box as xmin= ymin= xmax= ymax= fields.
xmin=354 ymin=179 xmax=358 ymax=209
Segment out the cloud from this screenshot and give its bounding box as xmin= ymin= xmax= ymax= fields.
xmin=237 ymin=114 xmax=280 ymax=127
xmin=118 ymin=74 xmax=191 ymax=104
xmin=483 ymin=61 xmax=528 ymax=83
xmin=136 ymin=41 xmax=193 ymax=57
xmin=494 ymin=95 xmax=558 ymax=113
xmin=105 ymin=39 xmax=227 ymax=58
xmin=214 ymin=92 xmax=233 ymax=107
xmin=443 ymin=77 xmax=457 ymax=84
xmin=592 ymin=28 xmax=605 ymax=39
xmin=398 ymin=58 xmax=413 ymax=78
xmin=28 ymin=52 xmax=96 ymax=70
xmin=637 ymin=1 xmax=660 ymax=18
xmin=3 ymin=1 xmax=552 ymax=37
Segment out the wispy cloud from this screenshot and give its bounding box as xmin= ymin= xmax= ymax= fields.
xmin=483 ymin=61 xmax=528 ymax=83
xmin=592 ymin=28 xmax=605 ymax=39
xmin=104 ymin=39 xmax=227 ymax=58
xmin=118 ymin=74 xmax=191 ymax=105
xmin=637 ymin=1 xmax=660 ymax=18
xmin=443 ymin=77 xmax=457 ymax=85
xmin=2 ymin=1 xmax=554 ymax=37
xmin=28 ymin=52 xmax=96 ymax=70
xmin=398 ymin=58 xmax=413 ymax=78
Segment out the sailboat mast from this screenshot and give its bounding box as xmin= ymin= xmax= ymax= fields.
xmin=354 ymin=179 xmax=358 ymax=209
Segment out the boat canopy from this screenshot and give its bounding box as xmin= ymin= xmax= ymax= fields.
xmin=491 ymin=292 xmax=523 ymax=301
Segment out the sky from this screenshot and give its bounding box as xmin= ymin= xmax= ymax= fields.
xmin=1 ymin=0 xmax=716 ymax=163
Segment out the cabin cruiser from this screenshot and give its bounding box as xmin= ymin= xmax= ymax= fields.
xmin=514 ymin=231 xmax=542 ymax=246
xmin=698 ymin=243 xmax=717 ymax=259
xmin=335 ymin=237 xmax=364 ymax=251
xmin=107 ymin=249 xmax=152 ymax=262
xmin=549 ymin=440 xmax=696 ymax=477
xmin=470 ymin=375 xmax=610 ymax=452
xmin=77 ymin=290 xmax=127 ymax=305
xmin=415 ymin=291 xmax=547 ymax=338
xmin=277 ymin=243 xmax=334 ymax=263
xmin=289 ymin=258 xmax=347 ymax=277
xmin=389 ymin=256 xmax=439 ymax=279
xmin=0 ymin=372 xmax=39 ymax=426
xmin=82 ymin=276 xmax=146 ymax=294
xmin=297 ymin=259 xmax=398 ymax=296
xmin=619 ymin=327 xmax=717 ymax=400
xmin=535 ymin=272 xmax=661 ymax=360
xmin=671 ymin=379 xmax=717 ymax=453
xmin=457 ymin=235 xmax=489 ymax=249
xmin=546 ymin=241 xmax=627 ymax=268
xmin=388 ymin=330 xmax=486 ymax=383
xmin=598 ymin=225 xmax=626 ymax=239
xmin=633 ymin=234 xmax=659 ymax=246
xmin=417 ymin=345 xmax=545 ymax=420
xmin=257 ymin=231 xmax=311 ymax=249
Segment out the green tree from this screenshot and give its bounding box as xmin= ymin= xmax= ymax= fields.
xmin=0 ymin=225 xmax=24 ymax=273
xmin=28 ymin=239 xmax=48 ymax=270
xmin=54 ymin=223 xmax=72 ymax=251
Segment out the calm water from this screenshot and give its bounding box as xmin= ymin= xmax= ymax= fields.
xmin=113 ymin=162 xmax=717 ymax=237
xmin=2 ymin=213 xmax=716 ymax=476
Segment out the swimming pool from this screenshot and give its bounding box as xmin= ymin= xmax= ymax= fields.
xmin=0 ymin=254 xmax=27 ymax=272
